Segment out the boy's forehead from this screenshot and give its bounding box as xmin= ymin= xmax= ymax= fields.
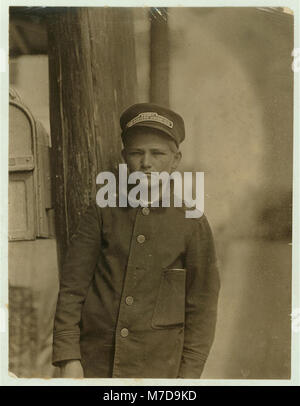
xmin=124 ymin=128 xmax=174 ymax=148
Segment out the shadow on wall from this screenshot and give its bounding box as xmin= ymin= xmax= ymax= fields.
xmin=169 ymin=7 xmax=293 ymax=240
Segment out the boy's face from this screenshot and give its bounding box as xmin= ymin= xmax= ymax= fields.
xmin=122 ymin=127 xmax=182 ymax=177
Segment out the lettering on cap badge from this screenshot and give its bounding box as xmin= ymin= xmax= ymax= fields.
xmin=126 ymin=112 xmax=174 ymax=129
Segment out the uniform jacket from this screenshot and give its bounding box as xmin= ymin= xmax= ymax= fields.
xmin=52 ymin=202 xmax=220 ymax=378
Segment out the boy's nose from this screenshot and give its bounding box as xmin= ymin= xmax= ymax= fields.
xmin=141 ymin=153 xmax=152 ymax=171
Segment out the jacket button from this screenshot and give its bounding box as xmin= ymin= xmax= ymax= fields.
xmin=137 ymin=234 xmax=146 ymax=244
xmin=142 ymin=207 xmax=150 ymax=216
xmin=125 ymin=296 xmax=134 ymax=306
xmin=120 ymin=328 xmax=129 ymax=337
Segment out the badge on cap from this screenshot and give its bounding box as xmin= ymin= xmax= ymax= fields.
xmin=126 ymin=112 xmax=174 ymax=129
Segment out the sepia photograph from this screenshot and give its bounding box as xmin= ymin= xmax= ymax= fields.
xmin=3 ymin=2 xmax=298 ymax=384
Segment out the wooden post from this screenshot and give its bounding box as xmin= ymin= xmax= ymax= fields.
xmin=47 ymin=7 xmax=137 ymax=267
xmin=150 ymin=7 xmax=169 ymax=106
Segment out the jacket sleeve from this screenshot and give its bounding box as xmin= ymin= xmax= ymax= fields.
xmin=178 ymin=214 xmax=220 ymax=378
xmin=52 ymin=204 xmax=102 ymax=366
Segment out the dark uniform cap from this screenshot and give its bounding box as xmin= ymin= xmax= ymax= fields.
xmin=120 ymin=103 xmax=185 ymax=147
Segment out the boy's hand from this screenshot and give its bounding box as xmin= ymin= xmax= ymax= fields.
xmin=60 ymin=360 xmax=84 ymax=378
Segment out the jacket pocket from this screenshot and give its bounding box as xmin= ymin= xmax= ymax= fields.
xmin=151 ymin=268 xmax=186 ymax=329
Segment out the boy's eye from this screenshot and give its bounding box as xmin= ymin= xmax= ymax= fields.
xmin=152 ymin=151 xmax=165 ymax=156
xmin=129 ymin=151 xmax=142 ymax=156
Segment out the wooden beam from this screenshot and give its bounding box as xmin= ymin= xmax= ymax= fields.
xmin=47 ymin=7 xmax=137 ymax=267
xmin=150 ymin=7 xmax=169 ymax=106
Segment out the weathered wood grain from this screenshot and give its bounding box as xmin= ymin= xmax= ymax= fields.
xmin=47 ymin=7 xmax=137 ymax=268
